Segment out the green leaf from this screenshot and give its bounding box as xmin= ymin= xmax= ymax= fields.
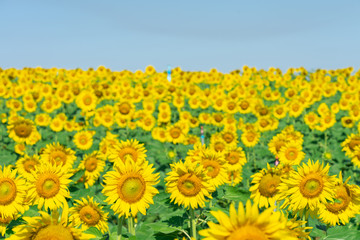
xmin=223 ymin=185 xmax=251 ymax=202
xmin=146 ymin=222 xmax=178 ymax=234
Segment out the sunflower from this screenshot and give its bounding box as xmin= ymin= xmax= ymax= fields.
xmin=0 ymin=213 xmax=17 ymax=236
xmin=318 ymin=172 xmax=360 ymax=226
xmin=77 ymin=151 xmax=105 ymax=188
xmin=108 ymin=139 xmax=147 ymax=166
xmin=268 ymin=135 xmax=287 ymax=157
xmin=278 ymin=141 xmax=305 ymax=166
xmin=15 ymin=154 xmax=41 ymax=181
xmin=250 ymin=164 xmax=282 ymax=208
xmin=277 ymin=160 xmax=336 ymax=214
xmin=199 ymin=200 xmax=297 ymax=240
xmin=69 ymin=196 xmax=109 ymax=233
xmin=0 ymin=166 xmax=27 ymax=218
xmin=193 ymin=148 xmax=229 ymax=188
xmin=223 ymin=146 xmax=246 ymax=171
xmin=40 ymin=142 xmax=76 ymax=171
xmin=35 ymin=113 xmax=51 ymax=127
xmin=165 ymin=159 xmax=215 ymax=209
xmin=115 ymin=101 xmax=135 ymax=120
xmin=341 ymin=133 xmax=360 ymax=158
xmin=7 ymin=210 xmax=94 ymax=240
xmin=102 ymin=159 xmax=159 ymax=217
xmin=75 ymin=89 xmax=97 ymax=112
xmin=7 ymin=117 xmax=40 ymax=144
xmin=73 ymin=130 xmax=95 ymax=150
xmin=241 ymin=130 xmax=260 ymax=147
xmin=166 ymin=122 xmax=188 ymax=144
xmin=27 ymin=163 xmax=72 ymax=211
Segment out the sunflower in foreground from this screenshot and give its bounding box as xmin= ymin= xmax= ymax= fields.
xmin=27 ymin=163 xmax=72 ymax=211
xmin=102 ymin=159 xmax=159 ymax=218
xmin=69 ymin=196 xmax=109 ymax=233
xmin=7 ymin=210 xmax=95 ymax=240
xmin=277 ymin=160 xmax=336 ymax=215
xmin=199 ymin=200 xmax=297 ymax=240
xmin=73 ymin=130 xmax=95 ymax=150
xmin=318 ymin=172 xmax=360 ymax=226
xmin=108 ymin=139 xmax=147 ymax=166
xmin=250 ymin=163 xmax=282 ymax=208
xmin=0 ymin=166 xmax=27 ymax=218
xmin=165 ymin=159 xmax=215 ymax=209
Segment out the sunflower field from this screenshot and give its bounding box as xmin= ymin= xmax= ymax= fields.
xmin=1 ymin=65 xmax=360 ymax=240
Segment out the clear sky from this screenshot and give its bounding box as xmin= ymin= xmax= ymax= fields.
xmin=0 ymin=0 xmax=359 ymax=73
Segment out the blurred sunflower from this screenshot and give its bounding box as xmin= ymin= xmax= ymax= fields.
xmin=108 ymin=139 xmax=147 ymax=166
xmin=165 ymin=159 xmax=215 ymax=209
xmin=241 ymin=130 xmax=260 ymax=147
xmin=318 ymin=172 xmax=360 ymax=226
xmin=69 ymin=196 xmax=109 ymax=233
xmin=73 ymin=130 xmax=95 ymax=150
xmin=77 ymin=151 xmax=105 ymax=188
xmin=0 ymin=166 xmax=27 ymax=217
xmin=15 ymin=154 xmax=40 ymax=181
xmin=40 ymin=142 xmax=76 ymax=171
xmin=7 ymin=117 xmax=40 ymax=144
xmin=166 ymin=122 xmax=188 ymax=144
xmin=341 ymin=133 xmax=360 ymax=158
xmin=199 ymin=200 xmax=297 ymax=240
xmin=27 ymin=163 xmax=72 ymax=211
xmin=7 ymin=210 xmax=94 ymax=240
xmin=75 ymin=89 xmax=97 ymax=112
xmin=278 ymin=141 xmax=305 ymax=166
xmin=102 ymin=159 xmax=159 ymax=217
xmin=250 ymin=164 xmax=282 ymax=208
xmin=0 ymin=214 xmax=17 ymax=236
xmin=278 ymin=160 xmax=336 ymax=214
xmin=223 ymin=146 xmax=246 ymax=172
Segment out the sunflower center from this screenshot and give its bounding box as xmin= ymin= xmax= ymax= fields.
xmin=14 ymin=122 xmax=33 ymax=138
xmin=240 ymin=101 xmax=249 ymax=110
xmin=85 ymin=157 xmax=98 ymax=172
xmin=214 ymin=142 xmax=225 ymax=152
xmin=118 ymin=175 xmax=146 ymax=203
xmin=24 ymin=159 xmax=38 ymax=173
xmin=325 ymin=185 xmax=351 ymax=213
xmin=226 ymin=152 xmax=240 ymax=165
xmin=83 ymin=96 xmax=92 ymax=105
xmin=223 ymin=133 xmax=234 ymax=143
xmin=246 ymin=132 xmax=256 ymax=142
xmin=36 ymin=174 xmax=60 ymax=198
xmin=300 ymin=174 xmax=324 ymax=198
xmin=170 ymin=127 xmax=181 ymax=139
xmin=119 ymin=148 xmax=137 ymax=162
xmin=177 ymin=173 xmax=202 ymax=197
xmin=203 ymin=160 xmax=221 ymax=178
xmin=79 ymin=205 xmax=101 ymax=226
xmin=0 ymin=178 xmax=17 ymax=205
xmin=285 ymin=148 xmax=298 ymax=160
xmin=50 ymin=151 xmax=67 ymax=166
xmin=33 ymin=224 xmax=74 ymax=240
xmin=258 ymin=173 xmax=281 ymax=198
xmin=349 ymin=139 xmax=360 ymax=151
xmin=119 ymin=103 xmax=131 ymax=114
xmin=227 ymin=225 xmax=267 ymax=240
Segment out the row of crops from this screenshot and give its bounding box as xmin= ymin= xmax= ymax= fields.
xmin=0 ymin=66 xmax=360 ymax=239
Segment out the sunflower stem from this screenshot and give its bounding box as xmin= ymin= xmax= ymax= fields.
xmin=189 ymin=208 xmax=197 ymax=240
xmin=128 ymin=216 xmax=136 ymax=236
xmin=117 ymin=215 xmax=124 ymax=240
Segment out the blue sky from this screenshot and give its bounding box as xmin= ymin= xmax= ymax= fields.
xmin=0 ymin=0 xmax=359 ymax=72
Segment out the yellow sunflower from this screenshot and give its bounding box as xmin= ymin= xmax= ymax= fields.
xmin=15 ymin=154 xmax=41 ymax=181
xmin=115 ymin=101 xmax=135 ymax=120
xmin=250 ymin=164 xmax=282 ymax=208
xmin=318 ymin=172 xmax=360 ymax=226
xmin=102 ymin=159 xmax=159 ymax=217
xmin=75 ymin=89 xmax=97 ymax=112
xmin=166 ymin=122 xmax=189 ymax=144
xmin=241 ymin=130 xmax=260 ymax=147
xmin=77 ymin=151 xmax=105 ymax=188
xmin=277 ymin=160 xmax=336 ymax=214
xmin=69 ymin=196 xmax=109 ymax=233
xmin=268 ymin=135 xmax=287 ymax=157
xmin=7 ymin=117 xmax=40 ymax=144
xmin=341 ymin=133 xmax=360 ymax=158
xmin=7 ymin=210 xmax=94 ymax=240
xmin=223 ymin=146 xmax=247 ymax=171
xmin=278 ymin=141 xmax=305 ymax=166
xmin=193 ymin=148 xmax=229 ymax=188
xmin=0 ymin=213 xmax=17 ymax=236
xmin=108 ymin=139 xmax=147 ymax=166
xmin=27 ymin=163 xmax=72 ymax=211
xmin=0 ymin=166 xmax=27 ymax=218
xmin=73 ymin=130 xmax=95 ymax=150
xmin=40 ymin=142 xmax=77 ymax=171
xmin=199 ymin=200 xmax=297 ymax=240
xmin=165 ymin=159 xmax=215 ymax=209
